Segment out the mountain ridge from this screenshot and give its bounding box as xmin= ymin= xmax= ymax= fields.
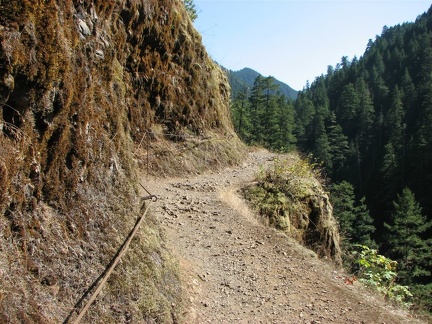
xmin=227 ymin=67 xmax=298 ymax=100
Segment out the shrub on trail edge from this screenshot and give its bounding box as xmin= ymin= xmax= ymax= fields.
xmin=243 ymin=154 xmax=342 ymax=264
xmin=353 ymin=245 xmax=413 ymax=307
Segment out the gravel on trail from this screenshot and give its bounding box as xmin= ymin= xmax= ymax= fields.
xmin=146 ymin=150 xmax=423 ymax=324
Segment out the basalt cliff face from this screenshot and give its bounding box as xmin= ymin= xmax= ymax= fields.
xmin=0 ymin=0 xmax=244 ymax=322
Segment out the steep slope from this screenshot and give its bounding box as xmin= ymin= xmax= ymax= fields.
xmin=228 ymin=67 xmax=298 ymax=100
xmin=0 ymin=0 xmax=245 ymax=322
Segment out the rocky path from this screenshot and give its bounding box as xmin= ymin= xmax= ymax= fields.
xmin=146 ymin=150 xmax=423 ymax=324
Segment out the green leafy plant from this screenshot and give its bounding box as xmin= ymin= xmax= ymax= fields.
xmin=183 ymin=0 xmax=198 ymax=22
xmin=353 ymin=245 xmax=413 ymax=306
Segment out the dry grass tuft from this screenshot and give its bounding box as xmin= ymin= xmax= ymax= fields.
xmin=135 ymin=128 xmax=247 ymax=177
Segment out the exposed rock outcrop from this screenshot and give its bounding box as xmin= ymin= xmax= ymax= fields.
xmin=242 ymin=154 xmax=342 ymax=265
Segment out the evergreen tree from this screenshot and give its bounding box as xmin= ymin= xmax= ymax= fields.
xmin=261 ymin=77 xmax=280 ymax=147
xmin=370 ymin=66 xmax=389 ymax=104
xmin=331 ymin=181 xmax=356 ymax=243
xmin=380 ymin=142 xmax=401 ymax=205
xmin=401 ymin=68 xmax=416 ymax=122
xmin=352 ymin=197 xmax=376 ymax=248
xmin=385 ymin=86 xmax=405 ymax=151
xmin=231 ymin=86 xmax=251 ymax=141
xmin=314 ymin=125 xmax=332 ymax=171
xmin=384 ymin=187 xmax=432 ymax=285
xmin=355 ymin=78 xmax=375 ymax=150
xmin=327 ymin=112 xmax=349 ymax=177
xmin=294 ymin=93 xmax=315 ymax=148
xmin=331 ymin=181 xmax=376 ymax=249
xmin=248 ymin=75 xmax=266 ymax=145
xmin=183 ymin=0 xmax=198 ymax=22
xmin=274 ymin=95 xmax=296 ymax=151
xmin=336 ymin=83 xmax=359 ymax=138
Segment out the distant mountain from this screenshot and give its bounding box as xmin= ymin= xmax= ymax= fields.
xmin=226 ymin=67 xmax=298 ymax=100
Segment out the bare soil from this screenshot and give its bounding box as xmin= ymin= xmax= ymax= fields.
xmin=146 ymin=150 xmax=425 ymax=324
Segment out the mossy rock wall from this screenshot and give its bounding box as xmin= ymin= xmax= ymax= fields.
xmin=0 ymin=0 xmax=242 ymax=322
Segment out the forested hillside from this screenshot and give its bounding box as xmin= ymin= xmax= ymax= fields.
xmin=230 ymin=5 xmax=432 ymax=312
xmin=230 ymin=75 xmax=297 ymax=151
xmin=294 ymin=7 xmax=432 ymax=311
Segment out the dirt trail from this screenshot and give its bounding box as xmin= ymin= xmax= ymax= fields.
xmin=146 ymin=150 xmax=423 ymax=324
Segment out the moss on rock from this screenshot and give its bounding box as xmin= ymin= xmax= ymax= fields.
xmin=242 ymin=153 xmax=342 ymax=265
xmin=0 ymin=0 xmax=244 ymax=322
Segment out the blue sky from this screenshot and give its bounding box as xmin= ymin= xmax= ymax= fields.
xmin=194 ymin=1 xmax=431 ymax=90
